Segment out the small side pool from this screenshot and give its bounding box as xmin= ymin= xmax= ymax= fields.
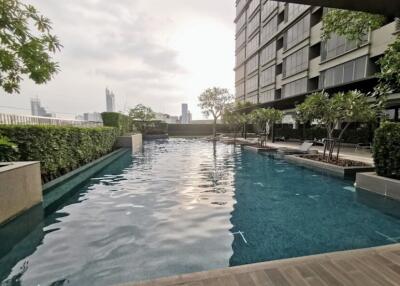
xmin=1 ymin=138 xmax=400 ymax=286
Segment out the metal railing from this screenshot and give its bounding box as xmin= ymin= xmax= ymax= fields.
xmin=0 ymin=113 xmax=103 ymax=127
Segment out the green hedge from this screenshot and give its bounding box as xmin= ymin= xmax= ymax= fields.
xmin=0 ymin=136 xmax=18 ymax=161
xmin=373 ymin=122 xmax=400 ymax=179
xmin=0 ymin=125 xmax=118 ymax=183
xmin=101 ymin=112 xmax=133 ymax=135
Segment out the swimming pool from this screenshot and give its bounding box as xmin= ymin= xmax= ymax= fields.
xmin=1 ymin=138 xmax=400 ymax=286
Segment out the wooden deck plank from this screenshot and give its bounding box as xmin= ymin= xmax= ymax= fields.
xmin=281 ymin=267 xmax=309 ymax=286
xmin=249 ymin=270 xmax=274 ymax=286
xmin=121 ymin=244 xmax=400 ymax=286
xmin=264 ymin=268 xmax=292 ymax=286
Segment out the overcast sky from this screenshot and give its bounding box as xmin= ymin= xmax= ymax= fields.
xmin=0 ymin=0 xmax=235 ymax=119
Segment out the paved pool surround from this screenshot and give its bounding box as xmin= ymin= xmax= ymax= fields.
xmin=0 ymin=162 xmax=42 ymax=226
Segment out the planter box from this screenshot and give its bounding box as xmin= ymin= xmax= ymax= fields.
xmin=115 ymin=134 xmax=143 ymax=151
xmin=284 ymin=155 xmax=375 ymax=180
xmin=0 ymin=162 xmax=42 ymax=226
xmin=356 ymin=172 xmax=400 ymax=201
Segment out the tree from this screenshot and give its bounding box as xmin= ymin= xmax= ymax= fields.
xmin=322 ymin=9 xmax=385 ymax=42
xmin=198 ymin=87 xmax=233 ymax=139
xmin=0 ymin=0 xmax=62 ymax=93
xmin=129 ymin=104 xmax=156 ymax=134
xmin=296 ymin=90 xmax=375 ymax=159
xmin=223 ymin=103 xmax=249 ymax=143
xmin=377 ymin=36 xmax=400 ymax=94
xmin=250 ymin=108 xmax=283 ymax=146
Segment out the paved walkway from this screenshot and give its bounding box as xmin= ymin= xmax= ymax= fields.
xmin=232 ymin=139 xmax=374 ymax=165
xmin=122 ymin=244 xmax=400 ymax=286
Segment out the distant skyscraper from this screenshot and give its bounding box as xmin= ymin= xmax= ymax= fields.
xmin=30 ymin=98 xmax=52 ymax=117
xmin=180 ymin=103 xmax=191 ymax=124
xmin=106 ymin=88 xmax=116 ymax=112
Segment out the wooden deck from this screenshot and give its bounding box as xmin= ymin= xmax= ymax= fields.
xmin=121 ymin=244 xmax=400 ymax=286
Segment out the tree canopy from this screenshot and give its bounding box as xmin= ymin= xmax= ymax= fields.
xmin=377 ymin=36 xmax=400 ymax=94
xmin=129 ymin=104 xmax=156 ymax=134
xmin=296 ymin=90 xmax=375 ymax=141
xmin=322 ymin=9 xmax=385 ymax=42
xmin=129 ymin=104 xmax=155 ymax=122
xmin=199 ymin=87 xmax=233 ymax=138
xmin=0 ymin=0 xmax=62 ymax=93
xmin=250 ymin=108 xmax=283 ymax=135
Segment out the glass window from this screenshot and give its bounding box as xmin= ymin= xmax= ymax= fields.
xmin=235 ymin=65 xmax=245 ymax=82
xmin=247 ymin=33 xmax=260 ymax=56
xmin=236 ymin=29 xmax=246 ymax=49
xmin=247 ymin=12 xmax=260 ymax=37
xmin=283 ymin=47 xmax=309 ymax=77
xmin=320 ymin=56 xmax=367 ymax=88
xmin=246 ymin=74 xmax=259 ymax=93
xmin=259 ymin=89 xmax=275 ymax=103
xmin=286 ymin=3 xmax=309 ymax=22
xmin=246 ymin=94 xmax=259 ymax=104
xmin=236 ymin=0 xmax=247 ymax=16
xmin=236 ymin=47 xmax=246 ymax=66
xmin=235 ymin=82 xmax=245 ymax=97
xmin=236 ymin=12 xmax=246 ymax=32
xmin=354 ymin=57 xmax=367 ymax=80
xmin=282 ymin=77 xmax=307 ymax=98
xmin=261 ymin=16 xmax=277 ymax=43
xmin=284 ymin=15 xmax=310 ymax=50
xmin=246 ymin=54 xmax=259 ymax=75
xmin=321 ymin=33 xmax=367 ymax=61
xmin=260 ymin=41 xmax=276 ymax=65
xmin=247 ymin=0 xmax=261 ymax=17
xmin=261 ymin=1 xmax=278 ymax=21
xmin=260 ymin=66 xmax=276 ymax=87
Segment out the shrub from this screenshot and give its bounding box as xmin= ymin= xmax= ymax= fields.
xmin=0 ymin=136 xmax=18 ymax=161
xmin=0 ymin=125 xmax=118 ymax=182
xmin=373 ymin=122 xmax=400 ymax=179
xmin=101 ymin=112 xmax=133 ymax=135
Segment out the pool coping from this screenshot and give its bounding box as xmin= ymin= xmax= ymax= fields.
xmin=118 ymin=243 xmax=400 ymax=286
xmin=356 ymin=172 xmax=400 ymax=201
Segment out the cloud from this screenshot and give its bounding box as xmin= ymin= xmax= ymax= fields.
xmin=1 ymin=0 xmax=235 ymax=119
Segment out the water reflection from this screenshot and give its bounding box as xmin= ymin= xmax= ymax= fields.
xmin=1 ymin=139 xmax=237 ymax=285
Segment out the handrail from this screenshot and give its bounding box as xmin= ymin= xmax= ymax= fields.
xmin=0 ymin=113 xmax=103 ymax=127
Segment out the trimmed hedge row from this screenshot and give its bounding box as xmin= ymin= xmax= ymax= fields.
xmin=0 ymin=125 xmax=118 ymax=183
xmin=274 ymin=125 xmax=374 ymax=144
xmin=102 ymin=112 xmax=133 ymax=135
xmin=373 ymin=122 xmax=400 ymax=179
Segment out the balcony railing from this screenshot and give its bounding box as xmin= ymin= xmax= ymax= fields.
xmin=0 ymin=113 xmax=103 ymax=127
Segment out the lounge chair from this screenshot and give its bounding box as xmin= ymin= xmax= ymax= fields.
xmin=277 ymin=141 xmax=314 ymax=155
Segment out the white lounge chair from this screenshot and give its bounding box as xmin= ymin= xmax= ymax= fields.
xmin=277 ymin=142 xmax=314 ymax=155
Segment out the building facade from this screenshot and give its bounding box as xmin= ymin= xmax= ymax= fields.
xmin=30 ymin=98 xmax=53 ymax=118
xmin=180 ymin=103 xmax=192 ymax=124
xmin=106 ymin=88 xmax=116 ymax=112
xmin=234 ymin=0 xmax=400 ymax=123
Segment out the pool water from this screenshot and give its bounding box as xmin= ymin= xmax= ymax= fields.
xmin=1 ymin=138 xmax=400 ymax=286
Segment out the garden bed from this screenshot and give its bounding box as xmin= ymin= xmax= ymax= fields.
xmin=299 ymin=154 xmax=369 ymax=167
xmin=285 ymin=155 xmax=374 ymax=179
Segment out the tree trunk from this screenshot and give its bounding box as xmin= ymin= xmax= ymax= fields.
xmin=213 ymin=118 xmax=217 ymax=139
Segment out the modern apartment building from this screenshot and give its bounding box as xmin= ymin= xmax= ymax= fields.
xmin=234 ymin=0 xmax=400 ymax=123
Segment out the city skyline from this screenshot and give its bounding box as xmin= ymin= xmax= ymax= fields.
xmin=0 ymin=0 xmax=235 ymax=120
